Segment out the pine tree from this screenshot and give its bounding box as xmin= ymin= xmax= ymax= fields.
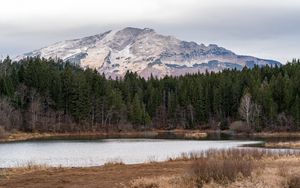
xmin=131 ymin=94 xmax=143 ymax=125
xmin=292 ymin=95 xmax=300 ymax=127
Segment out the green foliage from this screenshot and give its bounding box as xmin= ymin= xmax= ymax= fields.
xmin=0 ymin=57 xmax=300 ymax=132
xmin=292 ymin=95 xmax=300 ymax=127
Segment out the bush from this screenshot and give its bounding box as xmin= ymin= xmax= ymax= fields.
xmin=131 ymin=180 xmax=159 ymax=188
xmin=103 ymin=158 xmax=124 ymax=167
xmin=0 ymin=168 xmax=8 ymax=181
xmin=229 ymin=121 xmax=251 ymax=133
xmin=191 ymin=149 xmax=258 ymax=187
xmin=193 ymin=158 xmax=254 ymax=187
xmin=220 ymin=119 xmax=229 ymax=130
xmin=0 ymin=126 xmax=8 ymax=139
xmin=130 ymin=176 xmax=193 ymax=188
xmin=288 ymin=175 xmax=300 ymax=188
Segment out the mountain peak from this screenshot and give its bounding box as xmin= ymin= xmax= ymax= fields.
xmin=121 ymin=27 xmax=155 ymax=33
xmin=16 ymin=27 xmax=281 ymax=78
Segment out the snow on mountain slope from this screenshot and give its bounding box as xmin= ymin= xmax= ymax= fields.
xmin=16 ymin=27 xmax=281 ymax=78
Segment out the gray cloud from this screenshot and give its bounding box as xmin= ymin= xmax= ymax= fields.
xmin=0 ymin=0 xmax=300 ymax=63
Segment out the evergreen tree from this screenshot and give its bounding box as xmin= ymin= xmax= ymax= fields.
xmin=292 ymin=95 xmax=300 ymax=127
xmin=0 ymin=56 xmax=300 ymax=132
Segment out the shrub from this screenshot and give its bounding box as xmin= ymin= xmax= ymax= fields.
xmin=220 ymin=119 xmax=229 ymax=130
xmin=103 ymin=158 xmax=124 ymax=167
xmin=191 ymin=149 xmax=262 ymax=187
xmin=0 ymin=169 xmax=6 ymax=180
xmin=131 ymin=179 xmax=159 ymax=188
xmin=193 ymin=158 xmax=254 ymax=187
xmin=288 ymin=175 xmax=300 ymax=188
xmin=229 ymin=121 xmax=251 ymax=133
xmin=130 ymin=176 xmax=193 ymax=188
xmin=0 ymin=126 xmax=8 ymax=139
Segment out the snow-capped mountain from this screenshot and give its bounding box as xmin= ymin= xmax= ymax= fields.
xmin=16 ymin=27 xmax=281 ymax=78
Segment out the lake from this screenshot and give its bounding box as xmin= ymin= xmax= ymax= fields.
xmin=0 ymin=139 xmax=262 ymax=168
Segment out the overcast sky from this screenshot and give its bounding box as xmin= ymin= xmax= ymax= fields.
xmin=1 ymin=0 xmax=300 ymax=63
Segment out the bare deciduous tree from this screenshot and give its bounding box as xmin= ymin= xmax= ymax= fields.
xmin=239 ymin=93 xmax=261 ymax=128
xmin=0 ymin=98 xmax=22 ymax=131
xmin=239 ymin=93 xmax=252 ymax=125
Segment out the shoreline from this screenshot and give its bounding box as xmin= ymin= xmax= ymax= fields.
xmin=2 ymin=130 xmax=300 ymax=143
xmin=264 ymin=141 xmax=300 ymax=149
xmin=253 ymin=132 xmax=300 ymax=138
xmin=1 ymin=149 xmax=300 ymax=188
xmin=0 ymin=129 xmax=209 ymax=143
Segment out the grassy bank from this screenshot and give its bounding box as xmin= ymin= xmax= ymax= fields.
xmin=1 ymin=149 xmax=300 ymax=188
xmin=253 ymin=132 xmax=300 ymax=138
xmin=265 ymin=141 xmax=300 ymax=149
xmin=2 ymin=129 xmax=300 ymax=144
xmin=3 ymin=129 xmax=300 ymax=143
xmin=132 ymin=149 xmax=300 ymax=188
xmin=0 ymin=129 xmax=208 ymax=143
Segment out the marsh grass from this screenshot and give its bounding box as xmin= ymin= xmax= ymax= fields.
xmin=0 ymin=126 xmax=8 ymax=139
xmin=192 ymin=154 xmax=254 ymax=187
xmin=277 ymin=161 xmax=289 ymax=177
xmin=103 ymin=158 xmax=125 ymax=167
xmin=276 ymin=161 xmax=300 ymax=188
xmin=130 ymin=175 xmax=195 ymax=188
xmin=131 ymin=178 xmax=159 ymax=188
xmin=132 ymin=149 xmax=291 ymax=188
xmin=167 ymin=149 xmax=300 ymax=188
xmin=0 ymin=169 xmax=7 ymax=180
xmin=168 ymin=148 xmax=300 ymax=162
xmin=265 ymin=141 xmax=300 ymax=149
xmin=146 ymin=156 xmax=158 ymax=164
xmin=287 ymin=175 xmax=300 ymax=188
xmin=2 ymin=162 xmax=62 ymax=178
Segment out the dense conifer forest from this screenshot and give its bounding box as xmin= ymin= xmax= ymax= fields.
xmin=0 ymin=57 xmax=300 ymax=132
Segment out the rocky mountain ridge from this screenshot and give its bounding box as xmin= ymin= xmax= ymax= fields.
xmin=16 ymin=27 xmax=281 ymax=78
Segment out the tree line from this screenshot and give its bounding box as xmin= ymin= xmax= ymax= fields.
xmin=0 ymin=56 xmax=300 ymax=132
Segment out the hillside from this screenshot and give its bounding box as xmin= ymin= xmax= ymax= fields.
xmin=16 ymin=27 xmax=281 ymax=78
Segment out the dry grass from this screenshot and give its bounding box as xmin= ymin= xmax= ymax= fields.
xmin=103 ymin=158 xmax=125 ymax=167
xmin=1 ymin=160 xmax=191 ymax=188
xmin=0 ymin=169 xmax=6 ymax=180
xmin=0 ymin=129 xmax=209 ymax=143
xmin=184 ymin=132 xmax=208 ymax=139
xmin=253 ymin=132 xmax=300 ymax=138
xmin=130 ymin=175 xmax=195 ymax=188
xmin=287 ymin=175 xmax=300 ymax=188
xmin=191 ymin=149 xmax=262 ymax=187
xmin=0 ymin=132 xmax=53 ymax=142
xmin=6 ymin=162 xmax=55 ymax=174
xmin=1 ymin=150 xmax=299 ymax=188
xmin=0 ymin=126 xmax=8 ymax=139
xmin=274 ymin=159 xmax=300 ymax=188
xmin=265 ymin=141 xmax=300 ymax=149
xmin=0 ymin=162 xmax=60 ymax=181
xmin=146 ymin=156 xmax=159 ymax=164
xmin=193 ymin=158 xmax=254 ymax=187
xmin=129 ymin=149 xmax=300 ymax=188
xmin=169 ymin=148 xmax=300 ymax=163
xmin=193 ymin=149 xmax=300 ymax=188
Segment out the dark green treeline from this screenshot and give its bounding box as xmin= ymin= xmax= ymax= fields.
xmin=0 ymin=57 xmax=300 ymax=132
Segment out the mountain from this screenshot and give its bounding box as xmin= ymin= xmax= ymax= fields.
xmin=16 ymin=27 xmax=281 ymax=78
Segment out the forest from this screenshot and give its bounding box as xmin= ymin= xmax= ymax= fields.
xmin=0 ymin=56 xmax=300 ymax=133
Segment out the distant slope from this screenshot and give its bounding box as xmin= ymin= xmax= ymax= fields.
xmin=16 ymin=27 xmax=281 ymax=78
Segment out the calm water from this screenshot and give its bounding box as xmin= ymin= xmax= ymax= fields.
xmin=0 ymin=139 xmax=262 ymax=168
